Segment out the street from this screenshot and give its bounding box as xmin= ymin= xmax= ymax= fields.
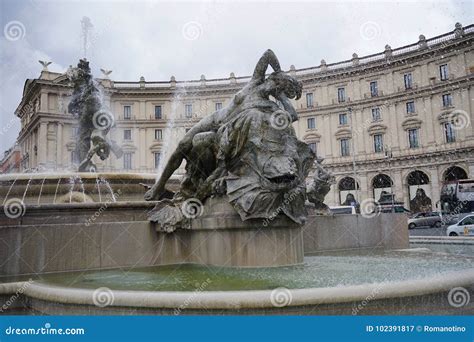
xmin=408 ymin=226 xmax=447 ymax=236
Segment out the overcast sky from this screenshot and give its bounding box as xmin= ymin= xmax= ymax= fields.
xmin=0 ymin=0 xmax=472 ymax=153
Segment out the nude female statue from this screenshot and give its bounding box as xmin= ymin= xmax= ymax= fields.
xmin=144 ymin=49 xmax=302 ymax=201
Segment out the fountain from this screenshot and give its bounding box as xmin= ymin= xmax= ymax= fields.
xmin=0 ymin=50 xmax=472 ymax=315
xmin=68 ymin=58 xmax=123 ymax=172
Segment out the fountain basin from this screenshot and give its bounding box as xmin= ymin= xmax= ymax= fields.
xmin=1 ymin=251 xmax=473 ymax=315
xmin=0 ymin=196 xmax=409 ymax=274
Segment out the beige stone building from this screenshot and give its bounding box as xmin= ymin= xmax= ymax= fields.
xmin=11 ymin=23 xmax=474 ymax=210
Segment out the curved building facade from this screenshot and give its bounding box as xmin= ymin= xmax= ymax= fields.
xmin=12 ymin=23 xmax=474 ymax=211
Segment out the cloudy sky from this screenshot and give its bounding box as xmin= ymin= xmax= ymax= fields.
xmin=0 ymin=0 xmax=471 ymax=153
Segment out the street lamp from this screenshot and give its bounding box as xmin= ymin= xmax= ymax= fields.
xmin=384 ymin=145 xmax=395 ymax=211
xmin=348 ymin=106 xmax=358 ymax=204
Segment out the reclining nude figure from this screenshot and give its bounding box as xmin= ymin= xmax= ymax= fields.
xmin=144 ymin=49 xmax=302 ymax=201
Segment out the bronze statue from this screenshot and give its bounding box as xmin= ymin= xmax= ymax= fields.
xmin=68 ymin=59 xmax=122 ymax=172
xmin=307 ymin=158 xmax=334 ymax=213
xmin=147 ymin=50 xmax=332 ymax=231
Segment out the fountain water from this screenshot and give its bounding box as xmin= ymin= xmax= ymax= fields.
xmin=80 ymin=16 xmax=93 ymax=60
xmin=37 ymin=177 xmax=46 ymax=205
xmin=155 ymin=88 xmax=185 ymax=180
xmin=21 ymin=177 xmax=32 ymax=203
xmin=68 ymin=176 xmax=75 ymax=203
xmin=77 ymin=175 xmax=87 ymax=202
xmin=2 ymin=174 xmax=18 ymax=205
xmin=95 ymin=174 xmax=102 ymax=202
xmin=53 ymin=177 xmax=61 ymax=204
xmin=99 ymin=176 xmax=116 ymax=202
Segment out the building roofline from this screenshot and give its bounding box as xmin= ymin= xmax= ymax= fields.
xmin=109 ymin=23 xmax=473 ymax=87
xmin=15 ymin=23 xmax=474 ymax=98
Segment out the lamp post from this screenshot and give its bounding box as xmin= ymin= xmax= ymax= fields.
xmin=348 ymin=106 xmax=358 ymax=204
xmin=384 ymin=145 xmax=395 ymax=212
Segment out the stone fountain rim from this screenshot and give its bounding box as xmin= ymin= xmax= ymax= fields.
xmin=0 ymin=200 xmax=158 ymax=211
xmin=1 ymin=269 xmax=472 ymax=310
xmin=0 ymin=172 xmax=160 ymax=181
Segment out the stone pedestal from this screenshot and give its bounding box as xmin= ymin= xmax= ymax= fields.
xmin=186 ymin=196 xmax=304 ymax=267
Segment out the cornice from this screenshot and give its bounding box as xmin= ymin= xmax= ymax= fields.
xmin=324 ymin=146 xmax=474 ymax=173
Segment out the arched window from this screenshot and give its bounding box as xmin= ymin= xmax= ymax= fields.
xmin=443 ymin=166 xmax=468 ymax=182
xmin=372 ymin=174 xmax=393 ymax=202
xmin=407 ymin=170 xmax=431 ymax=212
xmin=407 ymin=170 xmax=430 ymax=186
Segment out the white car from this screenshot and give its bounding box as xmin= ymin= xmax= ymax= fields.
xmin=446 ymin=214 xmax=474 ymax=236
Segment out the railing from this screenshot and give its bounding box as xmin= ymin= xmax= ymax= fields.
xmin=294 ymin=24 xmax=473 ymax=76
xmin=109 ymin=24 xmax=472 ymax=89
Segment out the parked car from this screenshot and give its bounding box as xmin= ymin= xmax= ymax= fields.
xmin=378 ymin=204 xmax=410 ymax=214
xmin=407 ymin=212 xmax=442 ymax=229
xmin=440 ymin=212 xmax=472 ymax=226
xmin=329 ymin=206 xmax=357 ymax=215
xmin=446 ymin=214 xmax=474 ymax=236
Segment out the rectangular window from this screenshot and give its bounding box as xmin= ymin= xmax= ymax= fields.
xmin=72 ymin=127 xmax=79 ymax=137
xmin=371 ymin=107 xmax=381 ymax=121
xmin=370 ymin=81 xmax=378 ymax=97
xmin=440 ymin=64 xmax=448 ymax=81
xmin=307 ymin=117 xmax=315 ymax=129
xmin=406 ymin=101 xmax=415 ymax=114
xmin=154 ymin=152 xmax=161 ymax=169
xmin=185 ymin=104 xmax=193 ymax=118
xmin=215 ymin=102 xmax=223 ymax=111
xmin=373 ymin=134 xmax=383 ymax=153
xmin=308 ymin=142 xmax=317 ymax=154
xmin=337 ymin=88 xmax=345 ymax=103
xmin=340 ymin=138 xmax=350 ymax=156
xmin=154 ymin=105 xmax=162 ymax=119
xmin=123 ymin=105 xmax=131 ymax=120
xmin=123 ymin=129 xmax=131 ymax=140
xmin=442 ymin=94 xmax=453 ymax=107
xmin=306 ymin=93 xmax=314 ymax=108
xmin=404 ymin=73 xmax=413 ymax=90
xmin=444 ymin=122 xmax=456 ymax=143
xmin=408 ymin=128 xmax=419 ymax=148
xmin=155 ymin=129 xmax=162 ymax=140
xmin=339 ymin=113 xmax=348 ymax=125
xmin=123 ymin=153 xmax=132 ymax=170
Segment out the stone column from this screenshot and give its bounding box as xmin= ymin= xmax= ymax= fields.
xmin=139 ymin=128 xmax=147 ymax=170
xmin=468 ymin=162 xmax=474 ymax=178
xmin=37 ymin=122 xmax=48 ymax=167
xmin=359 ymin=174 xmax=369 ymax=202
xmin=31 ymin=130 xmax=37 ymax=167
xmin=325 ymin=180 xmax=338 ymax=206
xmin=56 ymin=122 xmax=63 ymax=169
xmin=460 ymin=87 xmax=473 ymax=139
xmin=430 ymin=166 xmax=440 ymax=211
xmin=392 ymin=103 xmax=405 ymax=151
xmin=325 ymin=114 xmax=333 ymax=157
xmin=392 ymin=169 xmax=405 ymax=206
xmin=401 ymin=171 xmax=410 ymax=209
xmin=139 ymin=100 xmax=146 ymax=120
xmin=421 ymin=97 xmax=434 ymax=145
xmin=353 ymin=108 xmax=365 ymax=155
xmin=40 ymin=92 xmax=48 ymax=112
